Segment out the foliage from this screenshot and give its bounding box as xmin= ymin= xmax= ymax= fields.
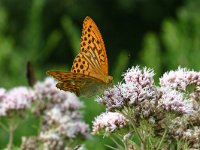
xmin=140 ymin=0 xmax=200 ymax=77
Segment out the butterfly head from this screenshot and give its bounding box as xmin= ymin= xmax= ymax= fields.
xmin=105 ymin=76 xmax=113 ymax=85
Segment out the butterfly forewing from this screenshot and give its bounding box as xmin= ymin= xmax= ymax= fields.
xmin=47 ymin=71 xmax=99 ymax=82
xmin=71 ymin=48 xmax=106 ymax=82
xmin=80 ymin=16 xmax=108 ymax=75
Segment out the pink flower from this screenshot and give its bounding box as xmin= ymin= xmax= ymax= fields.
xmin=34 ymin=77 xmax=90 ymax=143
xmin=159 ymin=86 xmax=194 ymax=114
xmin=123 ymin=66 xmax=154 ymax=87
xmin=160 ymin=67 xmax=200 ymax=91
xmin=92 ymin=112 xmax=128 ymax=135
xmin=97 ymin=66 xmax=158 ymax=110
xmin=0 ymin=87 xmax=35 ymax=116
xmin=34 ymin=77 xmax=83 ymax=110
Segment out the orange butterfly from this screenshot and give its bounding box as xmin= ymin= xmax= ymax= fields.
xmin=47 ymin=16 xmax=113 ymax=96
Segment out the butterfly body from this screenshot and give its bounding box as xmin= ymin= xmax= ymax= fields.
xmin=47 ymin=16 xmax=113 ymax=96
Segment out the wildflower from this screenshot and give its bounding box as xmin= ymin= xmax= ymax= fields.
xmin=31 ymin=77 xmax=90 ymax=149
xmin=94 ymin=66 xmax=200 ymax=149
xmin=92 ymin=112 xmax=128 ymax=135
xmin=0 ymin=88 xmax=6 ymax=98
xmin=123 ymin=66 xmax=154 ymax=87
xmin=158 ymin=86 xmax=194 ymax=114
xmin=39 ymin=130 xmax=63 ymax=150
xmin=34 ymin=77 xmax=83 ymax=110
xmin=97 ymin=66 xmax=158 ymax=111
xmin=21 ymin=136 xmax=39 ymax=150
xmin=160 ymin=67 xmax=200 ymax=101
xmin=0 ymin=87 xmax=35 ymax=116
xmin=97 ymin=85 xmax=124 ymax=110
xmin=160 ymin=67 xmax=200 ymax=89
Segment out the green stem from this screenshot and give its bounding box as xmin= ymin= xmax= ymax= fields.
xmin=6 ymin=117 xmax=19 ymax=150
xmin=156 ymin=128 xmax=167 ymax=150
xmin=7 ymin=125 xmax=15 ymax=150
xmin=123 ymin=139 xmax=128 ymax=150
xmin=0 ymin=122 xmax=8 ymax=132
xmin=123 ymin=107 xmax=145 ymax=148
xmin=129 ymin=111 xmax=144 ymax=144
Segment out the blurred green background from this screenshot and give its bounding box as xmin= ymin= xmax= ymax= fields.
xmin=0 ymin=0 xmax=200 ymax=149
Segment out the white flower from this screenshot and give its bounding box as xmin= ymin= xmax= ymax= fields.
xmin=92 ymin=112 xmax=128 ymax=134
xmin=97 ymin=85 xmax=124 ymax=110
xmin=0 ymin=88 xmax=6 ymax=116
xmin=120 ymin=83 xmax=157 ymax=104
xmin=58 ymin=121 xmax=89 ymax=138
xmin=40 ymin=130 xmax=60 ymax=141
xmin=34 ymin=77 xmax=59 ymax=101
xmin=35 ymin=77 xmax=90 ymax=142
xmin=40 ymin=130 xmax=63 ymax=150
xmin=123 ymin=66 xmax=154 ymax=87
xmin=97 ymin=66 xmax=158 ymax=110
xmin=160 ymin=67 xmax=200 ymax=90
xmin=60 ymin=92 xmax=83 ymax=111
xmin=46 ymin=106 xmax=63 ymax=122
xmin=34 ymin=77 xmax=83 ymax=110
xmin=159 ymin=86 xmax=194 ymax=114
xmin=0 ymin=87 xmax=35 ymax=116
xmin=0 ymin=88 xmax=6 ymax=99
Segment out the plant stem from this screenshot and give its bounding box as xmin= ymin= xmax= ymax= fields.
xmin=7 ymin=124 xmax=15 ymax=150
xmin=156 ymin=128 xmax=167 ymax=150
xmin=0 ymin=122 xmax=8 ymax=132
xmin=126 ymin=107 xmax=145 ymax=144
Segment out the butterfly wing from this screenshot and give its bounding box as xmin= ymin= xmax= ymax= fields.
xmin=80 ymin=16 xmax=108 ymax=75
xmin=47 ymin=70 xmax=105 ymax=96
xmin=47 ymin=16 xmax=113 ymax=96
xmin=57 ymin=80 xmax=105 ymax=96
xmin=71 ymin=50 xmax=107 ymax=82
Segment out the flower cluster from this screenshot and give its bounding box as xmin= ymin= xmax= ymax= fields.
xmin=92 ymin=112 xmax=128 ymax=135
xmin=160 ymin=67 xmax=200 ymax=101
xmin=0 ymin=77 xmax=89 ymax=150
xmin=166 ymin=109 xmax=200 ymax=148
xmin=160 ymin=67 xmax=200 ymax=90
xmin=0 ymin=87 xmax=35 ymax=116
xmin=28 ymin=77 xmax=89 ymax=150
xmin=34 ymin=77 xmax=84 ymax=112
xmin=93 ymin=66 xmax=200 ymax=149
xmin=158 ymin=86 xmax=194 ymax=113
xmin=97 ymin=66 xmax=158 ymax=111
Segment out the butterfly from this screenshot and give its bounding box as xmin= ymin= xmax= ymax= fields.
xmin=26 ymin=61 xmax=36 ymax=87
xmin=47 ymin=16 xmax=113 ymax=96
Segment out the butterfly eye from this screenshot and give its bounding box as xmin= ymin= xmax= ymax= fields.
xmin=71 ymin=81 xmax=75 ymax=85
xmin=108 ymin=76 xmax=113 ymax=84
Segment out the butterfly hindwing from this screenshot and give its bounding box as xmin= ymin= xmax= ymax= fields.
xmin=56 ymin=78 xmax=106 ymax=96
xmin=56 ymin=82 xmax=81 ymax=96
xmin=48 ymin=71 xmax=105 ymax=96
